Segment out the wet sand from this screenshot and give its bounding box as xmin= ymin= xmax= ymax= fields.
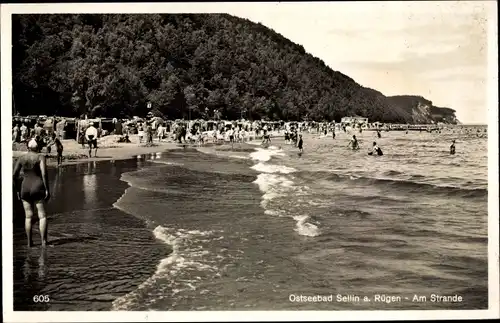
xmin=12 ymin=158 xmax=170 ymax=310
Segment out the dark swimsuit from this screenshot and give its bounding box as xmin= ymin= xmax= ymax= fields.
xmin=19 ymin=154 xmax=45 ymax=202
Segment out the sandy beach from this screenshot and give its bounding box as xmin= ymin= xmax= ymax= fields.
xmin=12 ymin=135 xmax=182 ymax=166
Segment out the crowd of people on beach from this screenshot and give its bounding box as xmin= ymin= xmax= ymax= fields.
xmin=14 ymin=115 xmax=479 ymax=164
xmin=12 ymin=119 xmax=66 ymax=165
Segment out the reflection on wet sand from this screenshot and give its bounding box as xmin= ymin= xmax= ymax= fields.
xmin=83 ymin=162 xmax=97 ymax=206
xmin=14 ymin=158 xmax=167 ymax=310
xmin=50 ymin=167 xmax=63 ymax=200
xmin=23 ymin=248 xmax=48 ymax=284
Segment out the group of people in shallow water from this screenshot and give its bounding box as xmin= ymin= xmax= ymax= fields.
xmin=284 ymin=129 xmax=304 ymax=153
xmin=287 ymin=128 xmax=458 ymax=157
xmin=347 ymin=135 xmax=383 ymax=156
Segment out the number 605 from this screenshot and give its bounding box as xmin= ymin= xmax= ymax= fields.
xmin=33 ymin=295 xmax=50 ymax=302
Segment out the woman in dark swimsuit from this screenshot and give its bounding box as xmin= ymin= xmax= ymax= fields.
xmin=13 ymin=139 xmax=50 ymax=247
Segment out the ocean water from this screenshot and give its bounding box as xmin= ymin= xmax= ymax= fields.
xmin=111 ymin=128 xmax=489 ymax=310
xmin=13 ymin=127 xmax=489 ymax=311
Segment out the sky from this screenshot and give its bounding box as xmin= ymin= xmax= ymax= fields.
xmin=223 ymin=1 xmax=495 ymax=124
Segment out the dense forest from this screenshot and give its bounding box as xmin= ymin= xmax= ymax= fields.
xmin=12 ymin=14 xmax=457 ymax=123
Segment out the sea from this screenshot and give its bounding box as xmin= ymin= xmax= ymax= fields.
xmin=13 ymin=126 xmax=489 ymax=311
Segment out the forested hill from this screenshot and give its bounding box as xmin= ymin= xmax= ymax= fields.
xmin=13 ymin=14 xmax=452 ymax=123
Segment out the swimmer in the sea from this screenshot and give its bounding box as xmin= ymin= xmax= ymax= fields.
xmin=348 ymin=135 xmax=359 ymax=150
xmin=13 ymin=139 xmax=50 ymax=247
xmin=369 ymin=141 xmax=383 ymax=156
xmin=450 ymin=140 xmax=456 ymax=155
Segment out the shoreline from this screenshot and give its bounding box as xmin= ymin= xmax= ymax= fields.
xmin=13 ymin=156 xmax=170 ymax=311
xmin=12 ymin=133 xmax=285 ymax=167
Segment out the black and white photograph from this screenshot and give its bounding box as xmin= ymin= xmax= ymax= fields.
xmin=2 ymin=1 xmax=498 ymax=321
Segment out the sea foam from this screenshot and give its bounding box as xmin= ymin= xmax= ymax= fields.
xmin=251 ymin=162 xmax=296 ymax=174
xmin=111 ymin=225 xmax=219 ymax=310
xmin=249 ymin=147 xmax=285 ymax=162
xmin=293 ymin=215 xmax=321 ymax=237
xmin=249 ymin=147 xmax=319 ymax=237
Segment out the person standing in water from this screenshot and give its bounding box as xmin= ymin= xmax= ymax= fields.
xmin=298 ymin=134 xmax=304 ymax=153
xmin=369 ymin=141 xmax=383 ymax=156
xmin=348 ymin=135 xmax=359 ymax=150
xmin=85 ymin=122 xmax=98 ymax=158
xmin=450 ymin=140 xmax=456 ymax=155
xmin=13 ymin=139 xmax=50 ymax=247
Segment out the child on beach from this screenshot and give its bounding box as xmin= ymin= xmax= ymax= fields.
xmin=47 ymin=133 xmax=64 ymax=166
xmin=138 ymin=122 xmax=144 ymax=144
xmin=157 ymin=124 xmax=166 ymax=142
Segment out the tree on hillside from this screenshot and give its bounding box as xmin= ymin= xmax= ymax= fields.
xmin=12 ymin=13 xmax=453 ymax=123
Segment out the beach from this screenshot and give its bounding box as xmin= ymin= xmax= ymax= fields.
xmin=12 ymin=128 xmax=488 ymax=311
xmin=12 ymin=135 xmax=181 ymax=166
